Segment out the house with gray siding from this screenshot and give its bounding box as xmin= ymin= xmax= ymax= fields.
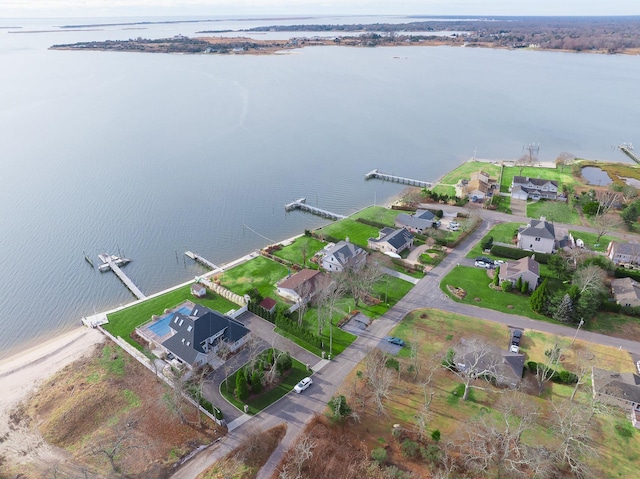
xmin=368 ymin=227 xmax=414 ymax=255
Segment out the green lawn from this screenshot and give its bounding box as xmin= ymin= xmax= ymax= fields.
xmin=569 ymin=230 xmax=615 ymax=252
xmin=526 ymin=200 xmax=580 ymax=225
xmin=349 ymin=205 xmax=402 ymax=227
xmin=440 ymin=266 xmax=549 ymax=321
xmin=431 ymin=185 xmax=456 ymax=197
xmin=218 ymin=256 xmax=289 ymax=303
xmin=272 ymin=236 xmax=326 ymax=268
xmin=466 ymin=222 xmax=521 ymax=258
xmin=500 ymin=165 xmax=580 ymax=194
xmin=104 ymin=285 xmax=237 ymax=351
xmin=220 ymin=352 xmax=310 ymax=414
xmin=314 ymin=218 xmax=381 ymax=248
xmin=437 ymin=161 xmax=501 ymax=186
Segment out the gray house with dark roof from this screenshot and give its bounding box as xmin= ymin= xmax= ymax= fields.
xmin=161 ymin=303 xmax=250 ymax=369
xmin=607 ymin=241 xmax=640 ymax=266
xmin=321 ymin=240 xmax=367 ymax=272
xmin=517 ymin=216 xmax=573 ymax=254
xmin=395 ymin=209 xmax=439 ymax=234
xmin=510 ymin=176 xmax=559 ymax=200
xmin=368 ymin=227 xmax=414 ymax=255
xmin=592 ymin=367 xmax=640 ymax=429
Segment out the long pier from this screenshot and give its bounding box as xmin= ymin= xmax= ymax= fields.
xmin=365 ymin=169 xmax=432 ymax=188
xmin=185 ymin=251 xmax=219 ymax=271
xmin=620 ymin=145 xmax=640 ymax=165
xmin=284 ymin=197 xmax=346 ymax=220
xmin=98 ymin=254 xmax=146 ymax=300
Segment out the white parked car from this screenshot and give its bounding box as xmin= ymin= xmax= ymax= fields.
xmin=510 ymin=344 xmax=520 ymax=354
xmin=637 ymin=360 xmax=640 ymax=375
xmin=294 ymin=377 xmax=313 ymax=393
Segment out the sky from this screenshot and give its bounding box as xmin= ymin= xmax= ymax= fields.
xmin=2 ymin=0 xmax=639 ymax=19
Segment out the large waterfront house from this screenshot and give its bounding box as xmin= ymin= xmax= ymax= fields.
xmin=498 ymin=256 xmax=540 ymax=292
xmin=367 ymin=227 xmax=414 ymax=255
xmin=607 ymin=241 xmax=640 ymax=266
xmin=276 ymin=268 xmax=322 ymax=304
xmin=321 ymin=240 xmax=367 ymax=273
xmin=510 ymin=176 xmax=559 ymax=201
xmin=395 ymin=209 xmax=440 ymax=234
xmin=160 ymin=303 xmax=250 ymax=369
xmin=611 ymin=277 xmax=640 ymax=308
xmin=516 ymin=216 xmax=573 ymax=254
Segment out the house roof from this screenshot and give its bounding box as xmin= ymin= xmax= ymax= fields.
xmin=609 ymin=241 xmax=640 ymax=257
xmin=499 ymin=256 xmax=540 ymax=282
xmin=519 ymin=217 xmax=556 ymax=240
xmin=465 ymin=178 xmax=489 ymax=194
xmin=324 ymin=240 xmax=365 ymax=266
xmin=278 ymin=269 xmax=322 ymax=292
xmin=191 ymin=283 xmax=206 ymax=292
xmin=611 ymin=277 xmax=640 ymax=304
xmin=395 ymin=209 xmax=436 ymax=231
xmin=512 ymin=176 xmax=559 ymax=188
xmin=259 ymin=297 xmax=277 ymax=310
xmin=369 ymin=227 xmax=414 ymax=249
xmin=162 ymin=304 xmax=249 ymax=365
xmin=471 ymin=170 xmax=490 ymax=182
xmin=592 ymin=367 xmax=640 ymax=404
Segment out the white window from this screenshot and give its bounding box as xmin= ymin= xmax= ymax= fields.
xmin=187 ymin=325 xmax=192 ymax=332
xmin=179 ymin=319 xmax=184 ymax=326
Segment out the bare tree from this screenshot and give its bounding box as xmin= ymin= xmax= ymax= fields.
xmin=295 ymin=278 xmax=313 ymax=327
xmin=164 ymin=369 xmax=189 ymax=424
xmin=216 ymin=339 xmax=234 ymax=393
xmin=592 ymin=211 xmax=620 ymax=243
xmin=459 ymin=393 xmax=550 ymax=477
xmin=569 ymin=350 xmax=593 ymax=402
xmin=516 ymin=153 xmax=536 ymax=175
xmin=408 ymin=341 xmax=421 ymax=382
xmin=278 ymin=435 xmax=315 ymax=479
xmin=550 ymin=400 xmax=596 ymax=478
xmin=313 ymin=275 xmax=345 ymax=354
xmin=91 ymin=415 xmax=145 ymax=475
xmin=365 ymin=349 xmax=395 ymax=414
xmin=573 ymin=265 xmax=607 ymax=296
xmin=448 ymin=338 xmax=500 ymax=401
xmin=556 ymin=151 xmax=575 ymax=172
xmin=533 ymin=343 xmax=562 ymax=396
xmin=340 ymin=257 xmax=383 ymax=308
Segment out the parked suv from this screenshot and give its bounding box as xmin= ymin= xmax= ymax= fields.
xmin=511 ymin=329 xmax=522 ymax=347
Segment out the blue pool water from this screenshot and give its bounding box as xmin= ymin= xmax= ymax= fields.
xmin=148 ymin=305 xmax=192 ymax=336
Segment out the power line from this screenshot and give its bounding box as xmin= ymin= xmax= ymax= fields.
xmin=242 ymin=223 xmax=276 ymax=244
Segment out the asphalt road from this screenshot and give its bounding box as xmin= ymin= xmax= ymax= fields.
xmin=171 ymin=211 xmax=640 ymax=479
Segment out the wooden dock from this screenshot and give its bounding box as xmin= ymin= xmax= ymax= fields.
xmin=620 ymin=145 xmax=640 ymax=165
xmin=284 ymin=197 xmax=346 ymax=220
xmin=365 ymin=169 xmax=432 ymax=188
xmin=98 ymin=254 xmax=146 ymax=300
xmin=185 ymin=251 xmax=220 ymax=271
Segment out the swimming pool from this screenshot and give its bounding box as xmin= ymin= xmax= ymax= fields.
xmin=148 ymin=305 xmax=193 ymax=337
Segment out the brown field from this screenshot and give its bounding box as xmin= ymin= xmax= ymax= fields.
xmin=273 ymin=309 xmax=640 ymax=478
xmin=1 ymin=343 xmax=223 ymax=479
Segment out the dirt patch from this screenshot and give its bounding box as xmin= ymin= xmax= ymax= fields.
xmin=1 ymin=343 xmax=224 ymax=479
xmin=447 ymin=285 xmax=466 ymax=300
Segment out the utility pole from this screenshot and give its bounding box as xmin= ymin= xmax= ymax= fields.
xmin=572 ymin=318 xmax=585 ymax=345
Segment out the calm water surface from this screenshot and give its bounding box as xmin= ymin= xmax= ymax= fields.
xmin=1 ymin=15 xmax=639 ymax=359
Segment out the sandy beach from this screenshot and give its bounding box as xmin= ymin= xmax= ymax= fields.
xmin=0 ymin=326 xmax=105 ymax=472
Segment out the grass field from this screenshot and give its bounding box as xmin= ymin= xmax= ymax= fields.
xmin=330 ymin=309 xmax=640 ymax=479
xmin=220 ymin=352 xmax=310 ymax=414
xmin=568 ymin=230 xmax=615 ymax=252
xmin=349 ymin=205 xmax=402 ymax=227
xmin=440 ymin=266 xmax=550 ymax=321
xmin=314 ymin=219 xmax=381 ymax=248
xmin=431 ymin=184 xmax=456 ymax=197
xmin=466 ymin=222 xmax=521 ymax=258
xmin=272 ymin=236 xmax=326 ymax=268
xmin=218 ymin=256 xmax=289 ymax=303
xmin=526 ymin=199 xmax=581 ymax=224
xmin=436 ymin=161 xmax=501 ymax=186
xmin=500 ymin=165 xmax=581 ymax=194
xmin=104 ymin=285 xmax=238 ymax=351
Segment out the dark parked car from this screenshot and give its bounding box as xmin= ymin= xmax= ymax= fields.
xmin=511 ymin=330 xmax=523 ymax=346
xmin=384 ymin=336 xmax=405 ymax=347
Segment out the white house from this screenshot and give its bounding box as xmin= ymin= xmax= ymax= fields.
xmin=607 ymin=241 xmax=640 ymax=266
xmin=510 ymin=176 xmax=559 ymax=200
xmin=368 ymin=227 xmax=414 ymax=255
xmin=321 ymin=240 xmax=367 ymax=272
xmin=276 ymin=268 xmax=322 ymax=303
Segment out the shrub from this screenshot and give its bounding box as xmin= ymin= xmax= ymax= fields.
xmin=235 ymin=369 xmax=249 ymax=402
xmin=401 ymin=439 xmax=419 ymax=458
xmin=501 ymin=280 xmax=513 ymax=292
xmin=421 ymin=444 xmax=441 ymax=463
xmin=442 ymin=349 xmax=455 ymax=370
xmin=490 ymin=245 xmax=550 ymax=264
xmin=385 ymin=357 xmax=400 ymax=371
xmin=431 ymin=429 xmax=441 ymax=442
xmin=371 ymin=447 xmax=387 ymax=464
xmin=251 ymin=370 xmax=263 ymax=394
xmin=481 ymin=235 xmax=494 ymax=251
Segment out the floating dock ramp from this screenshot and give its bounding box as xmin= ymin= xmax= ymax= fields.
xmin=365 ymin=169 xmax=432 ymax=188
xmin=98 ymin=254 xmax=146 ymax=300
xmin=185 ymin=251 xmax=219 ymax=271
xmin=284 ymin=197 xmax=346 ymax=220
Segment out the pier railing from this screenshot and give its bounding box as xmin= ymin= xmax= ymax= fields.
xmin=284 ymin=197 xmax=346 ymax=220
xmin=365 ymin=169 xmax=432 ymax=188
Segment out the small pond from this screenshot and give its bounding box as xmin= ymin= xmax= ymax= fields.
xmin=581 ymin=166 xmax=612 ymax=186
xmin=623 ymin=177 xmax=640 ymax=188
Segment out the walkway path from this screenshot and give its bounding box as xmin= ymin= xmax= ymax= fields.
xmin=171 ymin=210 xmax=640 ymax=479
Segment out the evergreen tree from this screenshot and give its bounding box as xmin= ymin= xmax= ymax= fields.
xmin=236 ymin=368 xmax=249 ymax=402
xmin=553 ymin=294 xmax=575 ymax=322
xmin=251 ymin=369 xmax=263 ymax=394
xmin=515 ymin=276 xmax=523 ymax=292
xmin=493 ymin=267 xmax=501 ymax=286
xmin=530 ymin=278 xmax=549 ymax=313
xmin=522 ymin=281 xmax=529 ymax=294
xmin=622 ymin=204 xmax=638 ymax=229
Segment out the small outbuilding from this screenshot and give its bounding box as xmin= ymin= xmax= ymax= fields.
xmin=191 ymin=283 xmax=207 ymax=298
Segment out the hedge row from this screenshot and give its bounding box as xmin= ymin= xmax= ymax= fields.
xmin=356 ymin=217 xmax=391 ymax=229
xmin=490 ymin=245 xmax=551 ymax=264
xmin=614 ymin=268 xmax=640 ymax=282
xmin=275 ymin=315 xmax=323 ymax=348
xmin=248 ymin=300 xmax=276 ymax=324
xmin=526 ymin=361 xmax=578 ymax=384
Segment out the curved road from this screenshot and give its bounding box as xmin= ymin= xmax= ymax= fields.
xmin=171 ymin=213 xmax=640 ymax=479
